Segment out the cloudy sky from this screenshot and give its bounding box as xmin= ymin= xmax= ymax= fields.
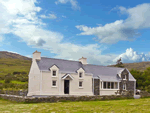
xmin=0 ymin=0 xmax=150 ymax=66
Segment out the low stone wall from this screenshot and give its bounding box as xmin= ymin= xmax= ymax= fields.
xmin=140 ymin=91 xmax=150 ymax=98
xmin=0 ymin=90 xmax=28 ymax=96
xmin=0 ymin=94 xmax=134 ymax=103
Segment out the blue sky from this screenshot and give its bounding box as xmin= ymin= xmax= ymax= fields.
xmin=0 ymin=0 xmax=150 ymax=66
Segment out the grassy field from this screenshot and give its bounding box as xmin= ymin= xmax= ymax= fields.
xmin=0 ymin=80 xmax=27 ymax=84
xmin=0 ymin=98 xmax=150 ymax=113
xmin=0 ymin=58 xmax=31 ymax=76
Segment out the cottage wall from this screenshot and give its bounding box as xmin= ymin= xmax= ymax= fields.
xmin=27 ymin=59 xmax=41 ymax=96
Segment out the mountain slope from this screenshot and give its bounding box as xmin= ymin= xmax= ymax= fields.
xmin=107 ymin=61 xmax=150 ymax=72
xmin=0 ymin=51 xmax=31 ymax=60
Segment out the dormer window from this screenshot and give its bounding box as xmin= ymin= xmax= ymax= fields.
xmin=79 ymin=72 xmax=82 ymax=78
xmin=123 ymin=83 xmax=126 ymax=90
xmin=123 ymin=75 xmax=127 ymax=80
xmin=53 ymin=70 xmax=56 ymax=76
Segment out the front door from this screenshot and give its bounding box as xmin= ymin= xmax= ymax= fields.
xmin=64 ymin=80 xmax=69 ymax=94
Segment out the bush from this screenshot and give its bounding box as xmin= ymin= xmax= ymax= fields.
xmin=4 ymin=77 xmax=11 ymax=83
xmin=145 ymin=85 xmax=150 ymax=93
xmin=20 ymin=77 xmax=28 ymax=82
xmin=13 ymin=71 xmax=21 ymax=75
xmin=21 ymin=71 xmax=27 ymax=75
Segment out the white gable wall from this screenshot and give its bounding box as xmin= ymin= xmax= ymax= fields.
xmin=27 ymin=59 xmax=41 ymax=96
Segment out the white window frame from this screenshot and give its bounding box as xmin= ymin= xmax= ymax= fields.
xmin=79 ymin=72 xmax=82 ymax=78
xmin=103 ymin=82 xmax=119 ymax=90
xmin=123 ymin=75 xmax=127 ymax=80
xmin=79 ymin=81 xmax=83 ymax=88
xmin=52 ymin=80 xmax=57 ymax=87
xmin=123 ymin=83 xmax=126 ymax=90
xmin=52 ymin=70 xmax=57 ymax=77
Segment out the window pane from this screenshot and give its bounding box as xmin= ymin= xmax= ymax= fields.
xmin=52 ymin=81 xmax=56 ymax=86
xmin=123 ymin=84 xmax=126 ymax=90
xmin=108 ymin=82 xmax=110 ymax=89
xmin=53 ymin=71 xmax=56 ymax=76
xmin=104 ymin=82 xmax=106 ymax=89
xmin=79 ymin=73 xmax=82 ymax=78
xmin=115 ymin=82 xmax=118 ymax=89
xmin=111 ymin=82 xmax=114 ymax=89
xmin=123 ymin=75 xmax=126 ymax=79
xmin=79 ymin=81 xmax=82 ymax=87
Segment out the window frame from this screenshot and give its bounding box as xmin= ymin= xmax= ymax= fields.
xmin=103 ymin=82 xmax=119 ymax=89
xmin=52 ymin=70 xmax=57 ymax=76
xmin=79 ymin=72 xmax=82 ymax=78
xmin=79 ymin=81 xmax=83 ymax=88
xmin=123 ymin=83 xmax=126 ymax=90
xmin=123 ymin=75 xmax=127 ymax=80
xmin=52 ymin=80 xmax=57 ymax=87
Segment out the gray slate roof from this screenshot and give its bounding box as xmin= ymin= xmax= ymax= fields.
xmin=36 ymin=57 xmax=136 ymax=81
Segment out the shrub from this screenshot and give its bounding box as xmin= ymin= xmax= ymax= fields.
xmin=4 ymin=77 xmax=11 ymax=83
xmin=13 ymin=71 xmax=21 ymax=75
xmin=20 ymin=77 xmax=28 ymax=82
xmin=21 ymin=71 xmax=27 ymax=75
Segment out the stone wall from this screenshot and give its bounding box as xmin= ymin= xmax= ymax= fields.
xmin=0 ymin=94 xmax=134 ymax=103
xmin=127 ymin=81 xmax=134 ymax=91
xmin=93 ymin=79 xmax=100 ymax=95
xmin=0 ymin=90 xmax=28 ymax=96
xmin=140 ymin=91 xmax=150 ymax=98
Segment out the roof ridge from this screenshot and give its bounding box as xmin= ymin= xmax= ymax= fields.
xmin=41 ymin=57 xmax=125 ymax=69
xmin=86 ymin=64 xmax=124 ymax=69
xmin=41 ymin=57 xmax=79 ymax=62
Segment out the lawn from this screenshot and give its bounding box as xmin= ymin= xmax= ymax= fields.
xmin=0 ymin=98 xmax=150 ymax=113
xmin=0 ymin=80 xmax=27 ymax=84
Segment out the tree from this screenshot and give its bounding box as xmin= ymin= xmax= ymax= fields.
xmin=115 ymin=57 xmax=124 ymax=68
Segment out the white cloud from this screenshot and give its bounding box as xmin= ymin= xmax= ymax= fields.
xmin=40 ymin=14 xmax=57 ymax=19
xmin=1 ymin=1 xmax=150 ymax=66
xmin=113 ymin=48 xmax=150 ymax=63
xmin=62 ymin=15 xmax=67 ymax=18
xmin=0 ymin=0 xmax=117 ymax=66
xmin=76 ymin=3 xmax=150 ymax=44
xmin=55 ymin=0 xmax=80 ymax=10
xmin=0 ymin=35 xmax=3 ymax=42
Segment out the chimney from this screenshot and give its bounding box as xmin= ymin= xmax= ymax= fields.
xmin=32 ymin=50 xmax=41 ymax=61
xmin=79 ymin=57 xmax=87 ymax=65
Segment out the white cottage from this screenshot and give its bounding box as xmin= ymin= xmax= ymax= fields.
xmin=27 ymin=50 xmax=136 ymax=96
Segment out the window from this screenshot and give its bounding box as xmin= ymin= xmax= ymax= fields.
xmin=79 ymin=72 xmax=82 ymax=78
xmin=104 ymin=82 xmax=107 ymax=89
xmin=52 ymin=80 xmax=56 ymax=86
xmin=103 ymin=82 xmax=119 ymax=89
xmin=115 ymin=82 xmax=118 ymax=89
xmin=123 ymin=83 xmax=126 ymax=90
xmin=123 ymin=75 xmax=127 ymax=80
xmin=53 ymin=70 xmax=56 ymax=76
xmin=111 ymin=82 xmax=114 ymax=89
xmin=79 ymin=81 xmax=83 ymax=87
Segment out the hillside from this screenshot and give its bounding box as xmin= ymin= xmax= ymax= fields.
xmin=107 ymin=61 xmax=150 ymax=72
xmin=0 ymin=51 xmax=31 ymax=60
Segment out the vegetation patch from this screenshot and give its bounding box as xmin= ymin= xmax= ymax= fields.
xmin=0 ymin=97 xmax=150 ymax=112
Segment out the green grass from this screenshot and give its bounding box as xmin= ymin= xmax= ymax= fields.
xmin=0 ymin=58 xmax=31 ymax=76
xmin=0 ymin=80 xmax=4 ymax=83
xmin=0 ymin=80 xmax=27 ymax=84
xmin=11 ymin=80 xmax=28 ymax=84
xmin=0 ymin=98 xmax=150 ymax=113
